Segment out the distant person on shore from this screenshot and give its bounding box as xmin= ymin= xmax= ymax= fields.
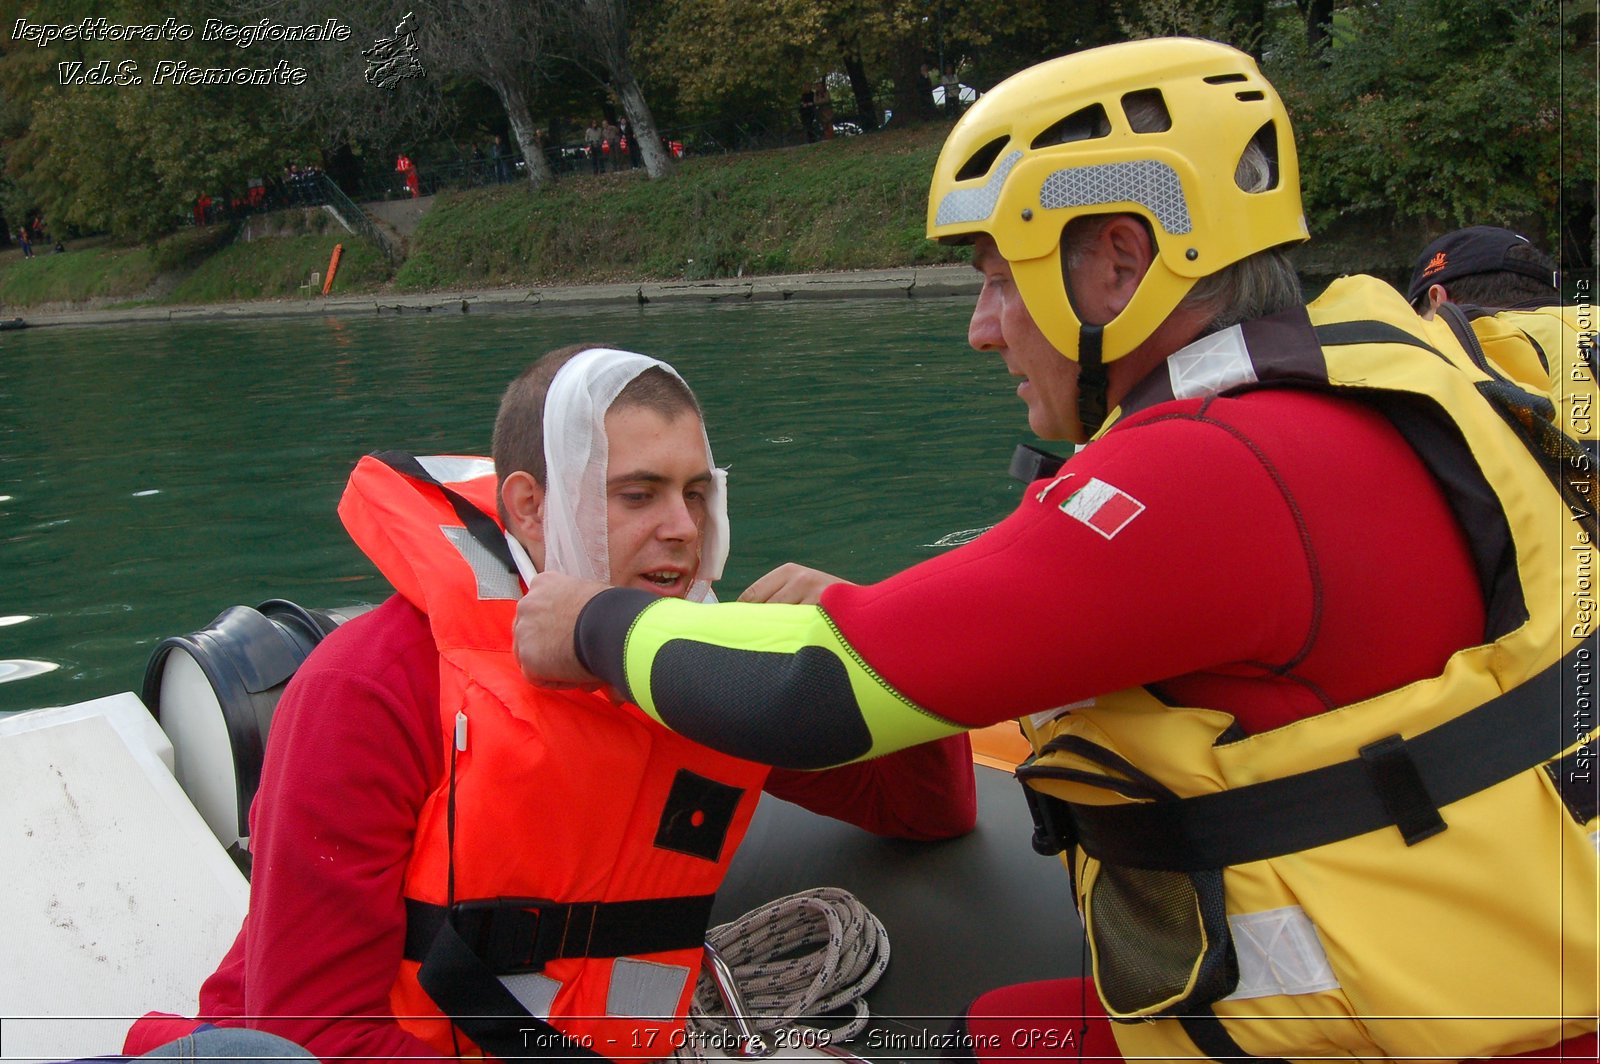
xmin=584 ymin=119 xmax=604 ymax=173
xmin=815 ymin=79 xmax=835 ymax=139
xmin=620 ymin=115 xmax=642 ymax=168
xmin=492 ymin=133 xmax=511 ymax=182
xmin=16 ymin=225 xmax=31 ymax=258
xmin=394 ymin=153 xmax=420 ymax=198
xmin=921 ymin=62 xmax=939 ymax=108
xmin=121 ymin=343 xmax=975 ymax=1063
xmin=799 ymin=88 xmax=820 ymax=142
xmin=603 ymin=117 xmax=623 ymax=172
xmin=940 ymin=63 xmax=961 ymax=115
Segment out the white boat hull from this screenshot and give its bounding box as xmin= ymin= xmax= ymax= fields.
xmin=0 ymin=696 xmax=248 ymax=1064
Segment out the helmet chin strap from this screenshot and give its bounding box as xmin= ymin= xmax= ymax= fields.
xmin=1076 ymin=324 xmax=1108 ymax=439
xmin=1057 ymin=232 xmax=1110 ymax=440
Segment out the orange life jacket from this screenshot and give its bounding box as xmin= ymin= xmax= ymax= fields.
xmin=338 ymin=452 xmax=770 ymax=1061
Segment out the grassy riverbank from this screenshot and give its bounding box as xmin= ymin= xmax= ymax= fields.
xmin=0 ymin=124 xmax=962 ymax=312
xmin=395 ymin=123 xmax=959 ymax=289
xmin=0 ymin=215 xmax=391 ymax=310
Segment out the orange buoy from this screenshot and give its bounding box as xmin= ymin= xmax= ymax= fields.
xmin=321 ymin=243 xmax=344 ymax=296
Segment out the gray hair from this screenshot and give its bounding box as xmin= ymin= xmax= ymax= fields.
xmin=1178 ymin=141 xmax=1302 ymax=330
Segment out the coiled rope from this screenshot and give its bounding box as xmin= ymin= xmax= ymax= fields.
xmin=674 ymin=887 xmax=890 ymax=1061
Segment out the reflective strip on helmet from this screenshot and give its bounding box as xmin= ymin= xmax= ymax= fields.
xmin=933 ymin=150 xmax=1023 ymax=227
xmin=500 ymin=970 xmax=561 ymax=1018
xmin=1039 ymin=160 xmax=1193 ymax=235
xmin=441 ymin=524 xmax=523 ymax=601
xmin=606 ymin=957 xmax=692 ymax=1019
xmin=416 ymin=454 xmax=495 ymax=485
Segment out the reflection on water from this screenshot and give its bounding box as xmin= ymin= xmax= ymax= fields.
xmin=0 ymin=298 xmax=1043 ymax=713
xmin=0 ymin=659 xmax=59 ymax=683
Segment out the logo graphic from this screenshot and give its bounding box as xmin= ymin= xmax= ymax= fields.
xmin=1421 ymin=251 xmax=1449 ymax=278
xmin=363 ymin=11 xmax=425 ymax=89
xmin=1059 ymin=477 xmax=1145 ymax=539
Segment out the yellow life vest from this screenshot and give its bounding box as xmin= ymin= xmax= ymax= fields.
xmin=1467 ymin=302 xmax=1597 ymax=455
xmin=1018 ymin=276 xmax=1598 ymax=1062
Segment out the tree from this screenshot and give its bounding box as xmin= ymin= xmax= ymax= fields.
xmin=1115 ymin=0 xmax=1270 ymax=55
xmin=563 ymin=0 xmax=676 ymax=178
xmin=1268 ymin=0 xmax=1596 ymax=261
xmin=0 ymin=0 xmax=308 ymax=239
xmin=413 ymin=0 xmax=559 ymax=187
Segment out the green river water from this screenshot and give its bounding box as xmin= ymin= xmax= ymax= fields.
xmin=0 ymin=296 xmax=1044 ymax=714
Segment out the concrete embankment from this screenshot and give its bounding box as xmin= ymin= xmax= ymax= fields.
xmin=16 ymin=265 xmax=982 ymax=330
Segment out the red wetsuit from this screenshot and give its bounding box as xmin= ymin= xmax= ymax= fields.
xmin=125 ymin=595 xmax=976 ymax=1063
xmin=826 ymin=389 xmax=1485 ymax=735
xmin=818 ymin=388 xmax=1595 ymax=1062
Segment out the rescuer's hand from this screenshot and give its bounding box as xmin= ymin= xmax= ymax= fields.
xmin=514 ymin=571 xmax=607 ymax=687
xmin=738 ymin=562 xmax=855 ymax=605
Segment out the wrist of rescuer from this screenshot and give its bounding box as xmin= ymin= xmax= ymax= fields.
xmin=574 ymin=587 xmax=656 ymax=696
xmin=573 ymin=587 xmax=967 ymax=769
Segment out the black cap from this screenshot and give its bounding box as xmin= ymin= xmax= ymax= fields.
xmin=1406 ymin=225 xmax=1557 ymax=305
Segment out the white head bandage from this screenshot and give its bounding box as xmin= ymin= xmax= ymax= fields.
xmin=540 ymin=347 xmax=728 ymax=602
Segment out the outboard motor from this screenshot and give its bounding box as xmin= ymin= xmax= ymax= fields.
xmin=143 ymin=599 xmax=370 ymax=873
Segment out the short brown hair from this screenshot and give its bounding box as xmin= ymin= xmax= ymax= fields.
xmin=490 ymin=344 xmax=702 ymax=490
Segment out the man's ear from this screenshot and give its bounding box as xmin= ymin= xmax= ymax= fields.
xmin=1098 ymin=215 xmax=1155 ymax=316
xmin=1422 ymin=284 xmax=1449 ymax=321
xmin=500 ymin=471 xmax=545 ymax=548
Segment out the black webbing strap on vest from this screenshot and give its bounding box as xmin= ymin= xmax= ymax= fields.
xmin=405 ymin=894 xmax=716 ymax=1060
xmin=1025 ymin=642 xmax=1579 ymax=872
xmin=371 ymin=450 xmax=520 ymax=579
xmin=1178 ymin=1012 xmax=1288 ymax=1064
xmin=404 ymin=894 xmax=717 ymax=972
xmin=1417 ymin=308 xmax=1596 ymax=542
xmin=415 ymin=912 xmax=603 ymax=1061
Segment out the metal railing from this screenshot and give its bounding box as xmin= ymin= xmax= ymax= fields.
xmin=314 ymin=173 xmax=400 ymax=265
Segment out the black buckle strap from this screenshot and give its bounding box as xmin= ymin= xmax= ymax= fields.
xmin=1008 ymin=443 xmax=1067 ymax=485
xmin=414 ymin=907 xmax=606 ymax=1062
xmin=1018 ymin=758 xmax=1077 ymax=857
xmin=1034 ymin=643 xmax=1583 ymax=872
xmin=405 ymin=893 xmax=716 ymax=975
xmin=1359 ymin=734 xmax=1446 ymax=845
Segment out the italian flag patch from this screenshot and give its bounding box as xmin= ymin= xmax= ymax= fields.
xmin=1059 ymin=477 xmax=1145 ymax=539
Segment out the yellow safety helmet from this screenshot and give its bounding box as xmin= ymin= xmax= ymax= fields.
xmin=927 ymin=38 xmax=1308 ymax=374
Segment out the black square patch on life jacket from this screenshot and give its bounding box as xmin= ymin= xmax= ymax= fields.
xmin=654 ymin=769 xmax=744 ymax=862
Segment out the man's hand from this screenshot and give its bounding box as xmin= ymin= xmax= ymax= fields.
xmin=514 ymin=571 xmax=609 ymax=687
xmin=739 ymin=562 xmax=854 ymax=605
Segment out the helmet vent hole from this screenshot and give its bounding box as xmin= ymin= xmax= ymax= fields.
xmin=955 ymin=136 xmax=1010 ymax=182
xmin=1235 ymin=90 xmax=1265 ymax=102
xmin=1203 ymin=73 xmax=1249 ymax=85
xmin=1030 ymin=104 xmax=1110 ymax=150
xmin=1120 ymin=90 xmax=1171 ymax=134
xmin=1237 ymin=120 xmax=1281 ymax=193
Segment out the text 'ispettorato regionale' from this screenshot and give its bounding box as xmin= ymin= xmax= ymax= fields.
xmin=11 ymin=17 xmax=351 ymax=86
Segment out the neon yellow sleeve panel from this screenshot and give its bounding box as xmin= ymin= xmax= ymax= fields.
xmin=617 ymin=598 xmax=966 ymax=769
